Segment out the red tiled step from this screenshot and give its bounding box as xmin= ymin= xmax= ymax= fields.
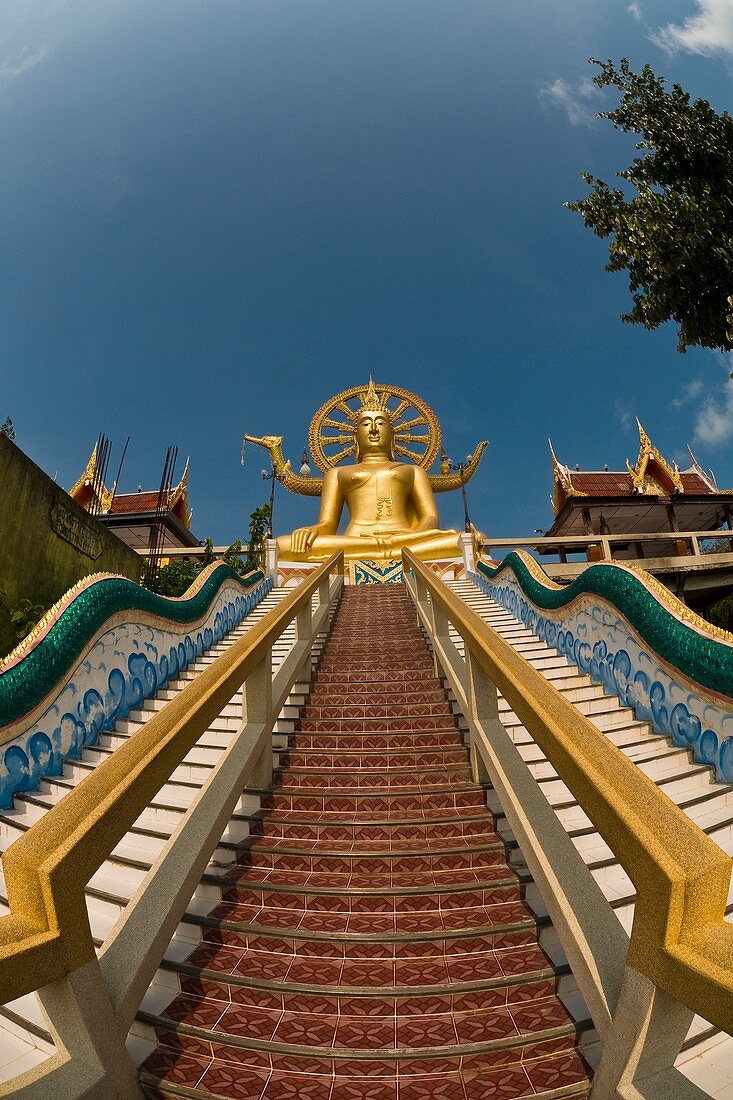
xmin=142 ymin=1046 xmax=590 ymax=1100
xmin=307 ymin=687 xmax=447 ymax=705
xmin=300 ymin=703 xmax=454 ymax=720
xmin=295 ymin=719 xmax=459 ymax=733
xmin=278 ymin=754 xmax=467 ymax=770
xmin=277 ymin=751 xmax=469 ymax=770
xmin=284 ymin=733 xmax=466 ymax=750
xmin=230 ymin=847 xmax=507 ymax=876
xmin=149 ymin=983 xmax=576 ymax=1050
xmin=313 ymin=669 xmax=438 ymax=685
xmin=216 ymin=873 xmax=530 ymax=911
xmin=239 ymin=831 xmax=497 ymax=854
xmin=256 ymin=790 xmax=489 ymax=815
xmin=141 ymin=1028 xmax=590 ymax=1099
xmin=247 ymin=814 xmax=495 ymax=843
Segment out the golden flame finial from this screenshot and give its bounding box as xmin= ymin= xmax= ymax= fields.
xmin=360 ymin=376 xmax=387 ymax=414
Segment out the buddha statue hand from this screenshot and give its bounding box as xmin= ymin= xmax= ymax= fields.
xmin=291 ymin=525 xmax=321 ymax=555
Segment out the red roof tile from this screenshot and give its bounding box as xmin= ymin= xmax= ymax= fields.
xmin=110 ymin=492 xmax=162 ymax=514
xmin=680 ymin=472 xmax=713 ymax=493
xmin=561 ymin=470 xmax=715 ymax=497
xmin=570 ymin=473 xmax=634 ymax=495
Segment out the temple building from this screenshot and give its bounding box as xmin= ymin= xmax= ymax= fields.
xmin=69 ymin=445 xmax=200 ymax=552
xmin=545 ymin=419 xmax=733 ymax=557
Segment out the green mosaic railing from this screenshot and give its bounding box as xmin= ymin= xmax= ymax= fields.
xmin=0 ymin=565 xmax=264 ymax=730
xmin=477 ymin=554 xmax=733 ymax=699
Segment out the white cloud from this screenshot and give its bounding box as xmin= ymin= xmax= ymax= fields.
xmin=615 ymin=401 xmax=634 ymax=432
xmin=654 ymin=0 xmax=733 ymax=56
xmin=692 ymin=352 xmax=733 ymax=447
xmin=693 ymin=385 xmax=733 ymax=445
xmin=672 ymin=378 xmax=704 ymax=407
xmin=627 ymin=2 xmax=643 ymax=21
xmin=539 ymin=77 xmax=601 ymax=127
xmin=0 ymin=46 xmax=50 ymax=85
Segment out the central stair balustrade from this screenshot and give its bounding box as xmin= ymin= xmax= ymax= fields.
xmin=403 ymin=548 xmax=733 ymax=1100
xmin=0 ymin=552 xmax=344 ymax=1099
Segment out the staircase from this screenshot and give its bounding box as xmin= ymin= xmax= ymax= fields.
xmin=137 ymin=585 xmax=592 ymax=1099
xmin=444 ymin=577 xmax=733 ymax=1074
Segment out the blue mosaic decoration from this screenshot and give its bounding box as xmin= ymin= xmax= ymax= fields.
xmin=473 ymin=554 xmax=733 ymax=784
xmin=353 ymin=559 xmax=404 ymax=585
xmin=0 ymin=566 xmax=272 ymax=809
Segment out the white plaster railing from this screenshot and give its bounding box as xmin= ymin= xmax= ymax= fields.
xmin=0 ymin=568 xmax=273 ymax=809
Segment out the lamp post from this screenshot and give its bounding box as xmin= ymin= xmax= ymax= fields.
xmin=441 ymin=449 xmax=473 ymax=532
xmin=261 ymin=462 xmax=278 ymax=536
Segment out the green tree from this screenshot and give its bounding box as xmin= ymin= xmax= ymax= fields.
xmin=707 ymin=592 xmax=733 ymax=634
xmin=150 ymin=558 xmax=199 ymax=597
xmin=9 ymin=598 xmax=45 ymax=641
xmin=1 ymin=417 xmax=15 ymax=440
xmin=244 ymin=503 xmax=272 ymax=572
xmin=566 ymin=59 xmax=733 ymax=353
xmin=199 ymin=537 xmax=216 ymax=568
xmin=222 ymin=539 xmax=248 ymax=575
xmin=0 ymin=582 xmax=44 ymax=642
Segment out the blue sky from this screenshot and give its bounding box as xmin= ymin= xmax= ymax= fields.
xmin=2 ymin=0 xmax=733 ymax=543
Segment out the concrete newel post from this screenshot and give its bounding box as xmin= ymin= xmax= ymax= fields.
xmin=294 ymin=593 xmax=316 ymax=687
xmin=265 ymin=538 xmax=278 ymax=584
xmin=242 ymin=648 xmax=274 ymax=788
xmin=465 ymin=650 xmax=495 ymax=786
xmin=7 ymin=959 xmax=143 ymax=1099
xmin=429 ymin=598 xmax=452 ymax=681
xmin=458 ymin=531 xmax=475 ymax=574
xmin=414 ymin=573 xmax=430 ymax=627
xmin=590 ymin=967 xmax=704 ymax=1100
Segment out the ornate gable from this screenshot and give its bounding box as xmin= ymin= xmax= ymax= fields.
xmin=69 ymin=446 xmax=114 ymax=513
xmin=626 ymin=420 xmax=684 ymax=495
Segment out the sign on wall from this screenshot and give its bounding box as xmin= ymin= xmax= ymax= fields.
xmin=50 ymin=503 xmax=103 ymax=560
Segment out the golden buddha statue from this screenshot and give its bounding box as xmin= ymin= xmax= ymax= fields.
xmin=245 ymin=380 xmax=487 ymax=563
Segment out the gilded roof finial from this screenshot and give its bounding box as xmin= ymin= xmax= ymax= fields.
xmin=636 ymin=417 xmax=652 ymax=452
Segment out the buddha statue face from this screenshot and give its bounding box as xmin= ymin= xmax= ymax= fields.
xmin=355 ymin=411 xmax=395 ymax=461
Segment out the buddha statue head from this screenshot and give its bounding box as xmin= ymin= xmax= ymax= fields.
xmin=354 ymin=379 xmax=396 ymax=462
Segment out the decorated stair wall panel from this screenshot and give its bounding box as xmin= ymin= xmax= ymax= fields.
xmin=474 ymin=553 xmax=733 ymax=783
xmin=0 ymin=564 xmax=272 ymax=808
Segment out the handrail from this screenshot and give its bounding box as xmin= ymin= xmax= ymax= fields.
xmin=0 ymin=552 xmax=343 ymax=1006
xmin=404 ymin=549 xmax=733 ymax=1034
xmin=479 ymin=530 xmax=732 ymax=547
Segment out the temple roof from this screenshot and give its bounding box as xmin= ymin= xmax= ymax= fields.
xmin=548 ymin=421 xmax=725 ymax=518
xmin=69 ymin=448 xmax=193 ymax=528
xmin=565 ymin=470 xmax=712 ymax=496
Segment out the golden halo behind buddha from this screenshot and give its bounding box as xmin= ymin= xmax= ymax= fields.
xmin=308 ymin=381 xmax=442 ymax=474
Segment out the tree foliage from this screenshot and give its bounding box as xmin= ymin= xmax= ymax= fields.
xmin=244 ymin=504 xmax=272 ymax=572
xmin=148 ymin=504 xmax=272 ymax=596
xmin=707 ymin=592 xmax=733 ymax=634
xmin=566 ymin=58 xmax=733 ymax=353
xmin=1 ymin=417 xmax=15 ymax=440
xmin=151 ymin=558 xmax=199 ymax=597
